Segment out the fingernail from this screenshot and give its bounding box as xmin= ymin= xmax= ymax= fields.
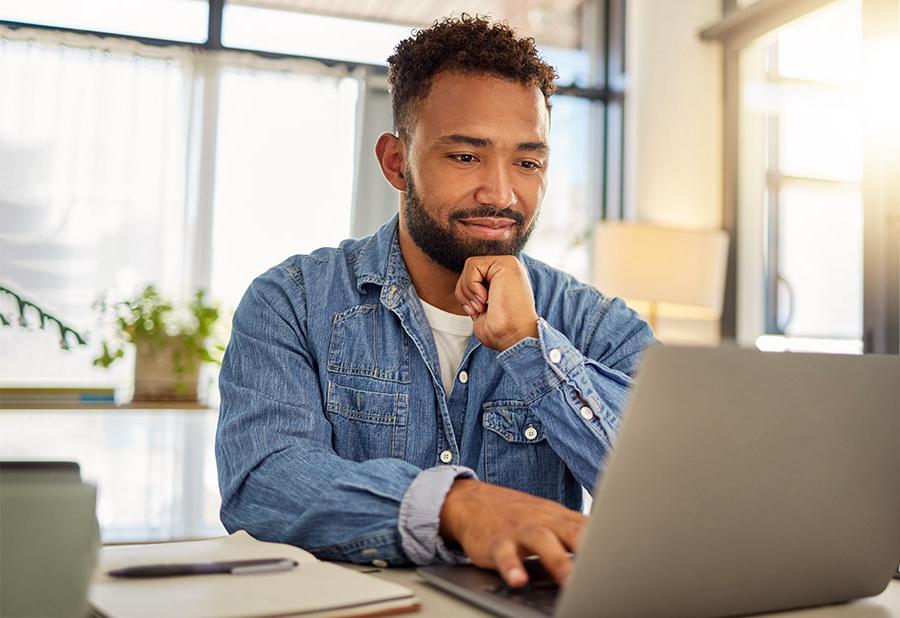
xmin=463 ymin=304 xmax=473 ymax=316
xmin=507 ymin=567 xmax=526 ymax=587
xmin=472 ymin=299 xmax=482 ymax=311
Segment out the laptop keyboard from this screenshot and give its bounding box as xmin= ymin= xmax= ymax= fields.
xmin=478 ymin=576 xmax=560 ymax=615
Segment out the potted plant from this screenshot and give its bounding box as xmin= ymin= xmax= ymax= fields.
xmin=93 ymin=285 xmax=224 ymax=402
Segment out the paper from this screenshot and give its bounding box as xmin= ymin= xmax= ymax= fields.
xmin=90 ymin=531 xmax=419 ymax=618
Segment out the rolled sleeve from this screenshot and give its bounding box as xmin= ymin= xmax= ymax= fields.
xmin=398 ymin=465 xmax=477 ymax=565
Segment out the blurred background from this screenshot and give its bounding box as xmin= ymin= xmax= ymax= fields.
xmin=0 ymin=0 xmax=898 ymax=543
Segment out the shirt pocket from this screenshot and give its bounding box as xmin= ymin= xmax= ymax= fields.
xmin=481 ymin=400 xmax=565 ymax=501
xmin=327 ymin=304 xmax=410 ymax=383
xmin=326 ymin=381 xmax=408 ymax=461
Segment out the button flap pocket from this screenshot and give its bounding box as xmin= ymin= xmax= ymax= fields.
xmin=481 ymin=400 xmax=545 ymax=443
xmin=326 ymin=381 xmax=407 ymax=426
xmin=327 ymin=304 xmax=410 ymax=383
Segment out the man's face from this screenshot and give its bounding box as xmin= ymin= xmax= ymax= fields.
xmin=400 ymin=71 xmax=550 ymax=273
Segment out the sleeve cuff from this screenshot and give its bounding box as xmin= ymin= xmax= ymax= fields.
xmin=398 ymin=465 xmax=477 ymax=565
xmin=496 ymin=317 xmax=585 ymax=402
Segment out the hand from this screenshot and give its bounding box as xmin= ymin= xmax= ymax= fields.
xmin=454 ymin=256 xmax=539 ymax=351
xmin=439 ymin=479 xmax=587 ymax=587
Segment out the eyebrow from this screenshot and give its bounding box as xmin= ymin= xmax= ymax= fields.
xmin=435 ymin=133 xmax=549 ymax=154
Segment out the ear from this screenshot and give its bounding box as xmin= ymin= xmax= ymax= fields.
xmin=375 ymin=132 xmax=407 ymax=191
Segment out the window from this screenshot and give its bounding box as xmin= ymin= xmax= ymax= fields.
xmin=221 ymin=4 xmax=409 ymax=66
xmin=737 ymin=0 xmax=865 ymax=353
xmin=0 ymin=0 xmax=209 ymax=42
xmin=210 ymin=62 xmax=359 ymax=307
xmin=1 ymin=1 xmax=622 ymax=390
xmin=524 ymin=95 xmax=597 ymax=281
xmin=711 ymin=0 xmax=899 ymax=353
xmin=0 ymin=31 xmax=192 ymax=386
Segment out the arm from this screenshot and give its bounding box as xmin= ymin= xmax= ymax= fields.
xmin=456 ymin=256 xmax=654 ymax=491
xmin=216 ymin=265 xmax=468 ymax=565
xmin=445 ymin=255 xmax=653 ymax=587
xmin=496 ymin=301 xmax=653 ymax=492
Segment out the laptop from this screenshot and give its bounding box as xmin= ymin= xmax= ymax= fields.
xmin=419 ymin=346 xmax=900 ymax=617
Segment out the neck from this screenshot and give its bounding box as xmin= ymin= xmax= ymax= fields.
xmin=398 ymin=224 xmax=467 ymax=315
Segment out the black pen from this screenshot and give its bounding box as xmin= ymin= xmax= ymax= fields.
xmin=108 ymin=558 xmax=298 ymax=578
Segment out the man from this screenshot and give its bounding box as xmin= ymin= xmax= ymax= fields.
xmin=216 ymin=15 xmax=655 ymax=590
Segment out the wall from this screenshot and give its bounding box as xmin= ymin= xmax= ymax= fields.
xmin=623 ymin=0 xmax=724 ymax=343
xmin=625 ymin=0 xmax=723 ymax=227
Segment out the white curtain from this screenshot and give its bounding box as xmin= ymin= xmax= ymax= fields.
xmin=209 ymin=52 xmax=358 ymax=309
xmin=0 ymin=27 xmax=193 ymax=385
xmin=0 ymin=27 xmax=361 ymax=386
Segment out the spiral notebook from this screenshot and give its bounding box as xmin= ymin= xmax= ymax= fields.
xmin=90 ymin=530 xmax=420 ymax=618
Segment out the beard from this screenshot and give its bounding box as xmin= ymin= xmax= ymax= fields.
xmin=403 ymin=172 xmax=538 ymax=273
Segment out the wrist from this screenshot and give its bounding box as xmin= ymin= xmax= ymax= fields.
xmin=439 ymin=478 xmax=479 ymax=543
xmin=496 ymin=317 xmax=539 ymax=352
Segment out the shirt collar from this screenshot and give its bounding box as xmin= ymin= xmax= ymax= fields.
xmin=353 ymin=213 xmax=412 ymax=308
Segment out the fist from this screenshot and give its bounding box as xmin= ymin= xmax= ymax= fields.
xmin=454 ymin=255 xmax=539 ymax=351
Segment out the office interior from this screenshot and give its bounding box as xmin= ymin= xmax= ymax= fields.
xmin=0 ymin=0 xmax=898 ymax=600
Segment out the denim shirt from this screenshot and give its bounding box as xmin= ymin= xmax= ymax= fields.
xmin=216 ymin=215 xmax=655 ymax=566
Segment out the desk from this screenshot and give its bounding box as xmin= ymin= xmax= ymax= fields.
xmin=349 ymin=565 xmax=900 ymax=617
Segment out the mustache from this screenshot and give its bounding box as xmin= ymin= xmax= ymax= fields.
xmin=448 ymin=206 xmax=525 ymax=225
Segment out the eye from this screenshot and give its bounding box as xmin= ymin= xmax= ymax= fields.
xmin=518 ymin=160 xmax=543 ymax=170
xmin=449 ymin=153 xmax=478 ymax=163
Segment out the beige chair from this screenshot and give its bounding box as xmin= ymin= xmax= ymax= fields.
xmin=593 ymin=221 xmax=729 ymax=339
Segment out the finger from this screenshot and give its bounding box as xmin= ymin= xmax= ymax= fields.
xmin=458 ymin=259 xmax=491 ymax=304
xmin=544 ymin=501 xmax=588 ymax=526
xmin=530 ymin=496 xmax=588 ymax=525
xmin=518 ymin=528 xmax=573 ymax=586
xmin=454 ymin=273 xmax=485 ymax=313
xmin=490 ymin=538 xmax=529 ymax=588
xmin=461 ymin=278 xmax=489 ymax=311
xmin=554 ymin=518 xmax=586 ymax=553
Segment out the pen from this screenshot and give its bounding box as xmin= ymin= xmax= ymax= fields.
xmin=108 ymin=558 xmax=298 ymax=578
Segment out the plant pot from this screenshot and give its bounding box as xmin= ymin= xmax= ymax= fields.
xmin=133 ymin=337 xmax=200 ymax=402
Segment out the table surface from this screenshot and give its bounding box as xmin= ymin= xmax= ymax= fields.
xmin=0 ymin=408 xmax=226 ymax=542
xmin=352 ymin=565 xmax=900 ymax=617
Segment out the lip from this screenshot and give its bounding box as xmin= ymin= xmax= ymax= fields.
xmin=455 ymin=217 xmax=518 ymax=241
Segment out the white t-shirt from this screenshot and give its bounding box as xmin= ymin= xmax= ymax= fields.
xmin=419 ymin=299 xmax=474 ymax=396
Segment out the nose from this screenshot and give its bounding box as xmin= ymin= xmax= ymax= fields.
xmin=473 ymin=160 xmax=518 ymax=210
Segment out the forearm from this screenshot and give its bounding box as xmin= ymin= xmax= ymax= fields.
xmin=217 ymin=383 xmax=421 ymax=565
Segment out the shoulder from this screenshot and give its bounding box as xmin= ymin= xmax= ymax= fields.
xmin=521 ymin=253 xmax=655 ymax=366
xmin=253 ymin=236 xmax=367 ymax=291
xmin=521 ymin=253 xmax=605 ymax=309
xmin=240 ymin=236 xmax=366 ymax=315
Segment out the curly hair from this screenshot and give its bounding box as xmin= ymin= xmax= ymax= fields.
xmin=387 ymin=14 xmax=558 ymax=141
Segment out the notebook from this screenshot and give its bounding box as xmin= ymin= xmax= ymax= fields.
xmin=90 ymin=530 xmax=420 ymax=618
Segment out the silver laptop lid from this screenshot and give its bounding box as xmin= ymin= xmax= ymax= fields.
xmin=557 ymin=346 xmax=900 ymax=618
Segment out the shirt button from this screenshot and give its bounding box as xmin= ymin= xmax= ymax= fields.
xmin=549 ymin=348 xmax=562 ymax=364
xmin=371 ymin=559 xmax=388 ymax=568
xmin=579 ymin=406 xmax=594 ymax=421
xmin=458 ymin=370 xmax=468 ymax=384
xmin=524 ymin=425 xmax=538 ymax=441
xmin=440 ymin=450 xmax=453 ymax=464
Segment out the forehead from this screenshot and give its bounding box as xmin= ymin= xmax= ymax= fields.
xmin=411 ymin=71 xmax=550 ymax=147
